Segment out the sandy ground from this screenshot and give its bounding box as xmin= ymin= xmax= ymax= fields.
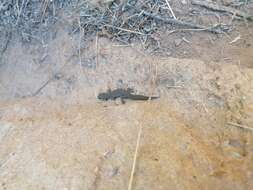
xmin=1 ymin=96 xmax=253 ymax=190
xmin=0 ymin=25 xmax=253 ymax=189
xmin=1 ymin=0 xmax=253 ymax=186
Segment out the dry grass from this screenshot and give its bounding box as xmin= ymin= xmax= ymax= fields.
xmin=2 ymin=0 xmax=246 ymax=47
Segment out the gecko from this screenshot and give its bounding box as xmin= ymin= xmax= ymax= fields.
xmin=97 ymin=88 xmax=159 ymax=103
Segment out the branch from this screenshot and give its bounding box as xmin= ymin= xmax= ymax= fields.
xmin=192 ymin=0 xmax=253 ymax=21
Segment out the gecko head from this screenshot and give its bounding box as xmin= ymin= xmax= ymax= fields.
xmin=97 ymin=92 xmax=109 ymax=100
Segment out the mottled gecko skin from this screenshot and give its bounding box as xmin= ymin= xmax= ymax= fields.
xmin=97 ymin=88 xmax=159 ymax=103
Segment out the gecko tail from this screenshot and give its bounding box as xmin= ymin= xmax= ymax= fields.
xmin=129 ymin=95 xmax=159 ymax=101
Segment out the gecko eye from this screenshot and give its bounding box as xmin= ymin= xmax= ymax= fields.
xmin=97 ymin=94 xmax=103 ymax=99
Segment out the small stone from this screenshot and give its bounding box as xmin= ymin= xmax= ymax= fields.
xmin=54 ymin=73 xmax=64 ymax=80
xmin=103 ymin=149 xmax=114 ymax=158
xmin=223 ymin=139 xmax=245 ymax=159
xmin=166 ymin=51 xmax=172 ymax=56
xmin=115 ymin=98 xmax=123 ymax=105
xmin=222 ymin=0 xmax=233 ymax=6
xmin=181 ymin=0 xmax=187 ymax=5
xmin=108 ymin=167 xmax=119 ymax=177
xmin=228 ymin=139 xmax=243 ymax=148
xmin=174 ymin=39 xmax=182 ymax=47
xmin=235 ymin=83 xmax=241 ymax=90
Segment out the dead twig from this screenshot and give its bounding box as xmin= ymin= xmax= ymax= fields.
xmin=167 ymin=85 xmax=184 ymax=89
xmin=229 ymin=34 xmax=241 ymax=44
xmin=128 ymin=123 xmax=143 ymax=190
xmin=192 ymin=0 xmax=253 ymax=21
xmin=16 ymin=0 xmax=26 ymax=25
xmin=22 ymin=70 xmax=65 ymax=98
xmin=90 ymin=156 xmax=105 ymax=190
xmin=41 ymin=0 xmax=50 ymax=23
xmin=227 ymin=122 xmax=253 ymax=132
xmin=95 ymin=32 xmax=99 ymax=68
xmin=0 ymin=31 xmax=12 ymax=56
xmin=140 ymin=10 xmax=228 ymax=34
xmin=165 ymin=0 xmax=177 ymax=19
xmin=104 ymin=24 xmax=145 ymax=35
xmin=26 ymin=78 xmax=52 ymax=98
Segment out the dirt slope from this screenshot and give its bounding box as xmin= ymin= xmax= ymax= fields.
xmin=0 ymin=33 xmax=253 ymax=189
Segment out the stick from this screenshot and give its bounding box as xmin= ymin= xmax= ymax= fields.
xmin=95 ymin=33 xmax=99 ymax=68
xmin=192 ymin=0 xmax=253 ymax=21
xmin=21 ymin=75 xmax=55 ymax=98
xmin=140 ymin=10 xmax=227 ymax=34
xmin=16 ymin=0 xmax=26 ymax=25
xmin=167 ymin=85 xmax=184 ymax=89
xmin=104 ymin=24 xmax=145 ymax=35
xmin=227 ymin=122 xmax=253 ymax=132
xmin=78 ymin=18 xmax=83 ymax=68
xmin=0 ymin=31 xmax=12 ymax=55
xmin=128 ymin=123 xmax=143 ymax=190
xmin=165 ymin=0 xmax=177 ymax=20
xmin=41 ymin=0 xmax=50 ymax=23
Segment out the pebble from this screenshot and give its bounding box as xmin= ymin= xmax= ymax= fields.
xmin=174 ymin=39 xmax=183 ymax=47
xmin=108 ymin=167 xmax=119 ymax=177
xmin=181 ymin=0 xmax=187 ymax=5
